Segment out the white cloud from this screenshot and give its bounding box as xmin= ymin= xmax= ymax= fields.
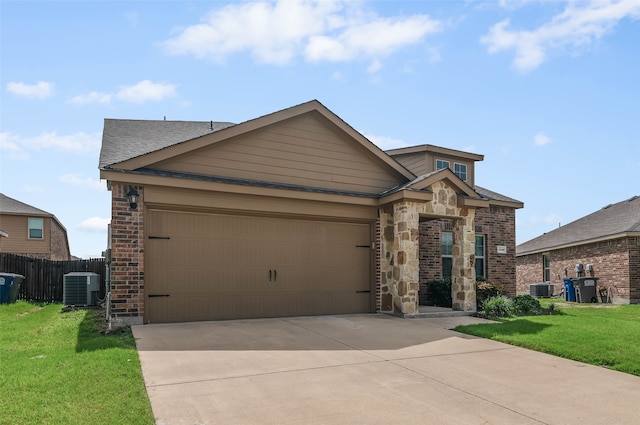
xmin=305 ymin=14 xmax=442 ymax=62
xmin=0 ymin=131 xmax=101 ymax=157
xmin=365 ymin=133 xmax=409 ymax=150
xmin=78 ymin=217 xmax=110 ymax=233
xmin=23 ymin=185 xmax=45 ymax=193
xmin=68 ymin=91 xmax=112 ymax=105
xmin=6 ymin=81 xmax=54 ymax=99
xmin=116 ymin=80 xmax=177 ymax=103
xmin=367 ymin=59 xmax=382 ymax=74
xmin=163 ymin=0 xmax=441 ymax=67
xmin=330 ymin=71 xmax=346 ymax=81
xmin=59 ymin=173 xmax=104 ymax=190
xmin=0 ymin=132 xmax=30 ymax=160
xmin=534 ymin=132 xmax=551 ymax=146
xmin=481 ymin=0 xmax=640 ymax=71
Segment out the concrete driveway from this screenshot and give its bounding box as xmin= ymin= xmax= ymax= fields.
xmin=133 ymin=314 xmax=640 ymax=425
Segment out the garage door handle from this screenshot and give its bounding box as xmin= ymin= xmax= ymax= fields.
xmin=274 ymin=270 xmax=277 ymax=282
xmin=269 ymin=270 xmax=272 ymax=282
xmin=356 ymin=290 xmax=370 ymax=293
xmin=149 ymin=294 xmax=170 ymax=298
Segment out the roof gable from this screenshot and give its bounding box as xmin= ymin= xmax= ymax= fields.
xmin=99 ymin=100 xmax=415 ymax=195
xmin=517 ymin=195 xmax=640 ymax=255
xmin=148 ymin=111 xmax=407 ymax=195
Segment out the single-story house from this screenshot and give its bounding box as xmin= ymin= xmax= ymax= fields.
xmin=99 ymin=100 xmax=523 ymax=326
xmin=516 ymin=195 xmax=640 ymax=304
xmin=0 ymin=193 xmax=71 ymax=260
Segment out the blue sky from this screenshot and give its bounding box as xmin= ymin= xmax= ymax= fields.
xmin=1 ymin=0 xmax=639 ymax=258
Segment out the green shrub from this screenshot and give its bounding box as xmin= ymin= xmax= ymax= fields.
xmin=427 ymin=279 xmax=452 ymax=307
xmin=513 ymin=294 xmax=542 ymax=315
xmin=476 ymin=281 xmax=504 ymax=310
xmin=482 ymin=295 xmax=515 ymax=318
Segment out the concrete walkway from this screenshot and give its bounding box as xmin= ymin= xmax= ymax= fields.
xmin=133 ymin=314 xmax=640 ymax=425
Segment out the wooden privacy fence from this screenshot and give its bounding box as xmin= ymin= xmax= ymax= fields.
xmin=0 ymin=253 xmax=106 ymax=303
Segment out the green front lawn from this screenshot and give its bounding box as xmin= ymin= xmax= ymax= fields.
xmin=456 ymin=301 xmax=640 ymax=376
xmin=0 ymin=302 xmax=154 ymax=425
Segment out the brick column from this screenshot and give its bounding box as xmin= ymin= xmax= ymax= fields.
xmin=109 ymin=183 xmax=144 ymax=327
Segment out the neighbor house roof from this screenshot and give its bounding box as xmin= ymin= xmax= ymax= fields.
xmin=516 ymin=195 xmax=640 ymax=256
xmin=0 ymin=193 xmax=53 ymax=217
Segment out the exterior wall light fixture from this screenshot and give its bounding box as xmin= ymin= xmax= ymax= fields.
xmin=126 ymin=187 xmax=139 ymax=209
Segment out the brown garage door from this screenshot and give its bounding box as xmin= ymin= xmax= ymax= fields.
xmin=145 ymin=210 xmax=373 ymax=323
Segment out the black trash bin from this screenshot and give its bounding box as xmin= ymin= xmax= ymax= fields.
xmin=572 ymin=277 xmax=599 ymax=303
xmin=0 ymin=273 xmax=25 ymax=304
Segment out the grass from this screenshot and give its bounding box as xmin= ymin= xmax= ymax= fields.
xmin=456 ymin=299 xmax=640 ymax=376
xmin=0 ymin=302 xmax=154 ymax=425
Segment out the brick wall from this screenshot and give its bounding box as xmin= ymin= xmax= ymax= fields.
xmin=516 ymin=236 xmax=639 ymax=303
xmin=475 ymin=206 xmax=517 ymax=297
xmin=417 ymin=205 xmax=518 ymax=304
xmin=50 ymin=218 xmax=71 ymax=260
xmin=109 ymin=183 xmax=144 ymax=327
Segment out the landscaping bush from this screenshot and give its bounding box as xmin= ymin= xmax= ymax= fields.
xmin=482 ymin=295 xmax=515 ymax=318
xmin=513 ymin=294 xmax=542 ymax=315
xmin=476 ymin=281 xmax=505 ymax=310
xmin=427 ymin=279 xmax=452 ymax=307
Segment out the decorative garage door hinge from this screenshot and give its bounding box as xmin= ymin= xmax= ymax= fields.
xmin=148 ymin=236 xmax=171 ymax=240
xmin=356 ymin=242 xmax=375 ymax=249
xmin=148 ymin=294 xmax=170 ymax=298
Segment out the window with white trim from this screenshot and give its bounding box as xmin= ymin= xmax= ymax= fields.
xmin=436 ymin=159 xmax=450 ymax=171
xmin=28 ymin=218 xmax=44 ymax=239
xmin=475 ymin=234 xmax=485 ymax=280
xmin=543 ymin=254 xmax=551 ymax=281
xmin=441 ymin=231 xmax=453 ymax=279
xmin=454 ymin=163 xmax=467 ymax=182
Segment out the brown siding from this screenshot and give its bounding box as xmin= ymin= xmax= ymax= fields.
xmin=152 ymin=114 xmax=404 ymax=194
xmin=0 ymin=214 xmax=52 ymax=258
xmin=516 ymin=236 xmax=639 ymax=303
xmin=393 ymin=152 xmax=427 ymax=176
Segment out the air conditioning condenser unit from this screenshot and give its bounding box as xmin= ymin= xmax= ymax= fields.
xmin=63 ymin=272 xmax=100 ymax=306
xmin=529 ymin=283 xmax=554 ymax=298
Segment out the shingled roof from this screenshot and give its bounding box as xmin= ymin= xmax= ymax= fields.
xmin=99 ymin=119 xmax=235 ymax=169
xmin=0 ymin=193 xmax=52 ymax=216
xmin=516 ymin=195 xmax=640 ymax=256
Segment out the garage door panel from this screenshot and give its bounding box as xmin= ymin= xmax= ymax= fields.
xmin=146 ymin=210 xmax=372 ymax=323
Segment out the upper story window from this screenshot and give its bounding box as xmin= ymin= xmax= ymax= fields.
xmin=28 ymin=217 xmax=44 ymax=239
xmin=436 ymin=159 xmax=450 ymax=171
xmin=454 ymin=163 xmax=467 ymax=182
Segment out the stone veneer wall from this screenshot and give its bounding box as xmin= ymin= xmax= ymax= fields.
xmin=516 ymin=236 xmax=640 ymax=304
xmin=380 ymin=181 xmax=477 ymax=314
xmin=109 ymin=183 xmax=145 ymax=327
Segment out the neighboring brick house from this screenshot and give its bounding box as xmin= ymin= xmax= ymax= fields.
xmin=99 ymin=100 xmax=523 ymax=327
xmin=0 ymin=193 xmax=71 ymax=260
xmin=516 ymin=196 xmax=640 ymax=304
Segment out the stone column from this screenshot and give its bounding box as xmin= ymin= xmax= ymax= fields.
xmin=391 ymin=201 xmax=420 ymax=314
xmin=451 ymin=208 xmax=477 ymax=311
